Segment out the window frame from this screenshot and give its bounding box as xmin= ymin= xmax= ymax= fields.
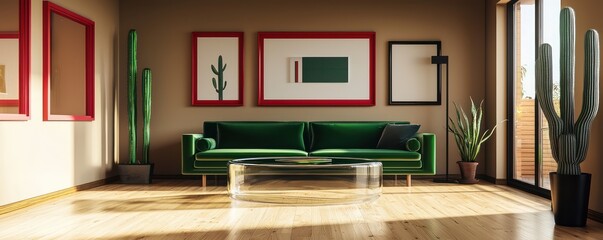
xmin=506 ymin=0 xmax=553 ymax=198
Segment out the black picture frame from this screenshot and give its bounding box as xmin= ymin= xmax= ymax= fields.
xmin=388 ymin=41 xmax=442 ymax=105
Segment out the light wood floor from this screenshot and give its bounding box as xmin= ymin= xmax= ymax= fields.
xmin=1 ymin=179 xmax=602 ymax=240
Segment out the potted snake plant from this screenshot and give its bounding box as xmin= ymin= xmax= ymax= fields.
xmin=118 ymin=29 xmax=154 ymax=184
xmin=448 ymin=98 xmax=502 ymax=184
xmin=535 ymin=7 xmax=599 ymax=227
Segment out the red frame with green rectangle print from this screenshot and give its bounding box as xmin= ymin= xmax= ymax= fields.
xmin=258 ymin=32 xmax=375 ymax=106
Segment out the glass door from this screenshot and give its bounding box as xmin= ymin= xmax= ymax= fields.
xmin=512 ymin=0 xmax=537 ymax=186
xmin=538 ymin=0 xmax=560 ymax=190
xmin=508 ymin=0 xmax=560 ymax=194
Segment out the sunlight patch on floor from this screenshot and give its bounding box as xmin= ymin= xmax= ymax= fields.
xmin=2 ymin=180 xmax=600 ymax=240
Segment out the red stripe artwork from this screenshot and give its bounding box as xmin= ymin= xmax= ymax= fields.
xmin=295 ymin=61 xmax=299 ymax=83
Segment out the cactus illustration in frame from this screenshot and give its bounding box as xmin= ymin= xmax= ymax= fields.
xmin=191 ymin=32 xmax=243 ymax=106
xmin=535 ymin=7 xmax=599 ymax=176
xmin=211 ymin=55 xmax=227 ymax=100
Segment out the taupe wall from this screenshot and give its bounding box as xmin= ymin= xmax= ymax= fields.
xmin=485 ymin=0 xmax=508 ymax=181
xmin=119 ymin=0 xmax=487 ymax=175
xmin=0 ymin=0 xmax=19 ymax=31
xmin=50 ymin=13 xmax=87 ymax=116
xmin=563 ymin=0 xmax=603 ymax=215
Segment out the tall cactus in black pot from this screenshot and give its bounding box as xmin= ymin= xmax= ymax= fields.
xmin=535 ymin=7 xmax=599 ymax=227
xmin=119 ymin=29 xmax=153 ymax=184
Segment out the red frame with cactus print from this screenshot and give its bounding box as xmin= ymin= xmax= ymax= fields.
xmin=191 ymin=32 xmax=244 ymax=106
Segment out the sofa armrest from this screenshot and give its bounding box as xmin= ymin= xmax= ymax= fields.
xmin=182 ymin=133 xmax=203 ymax=174
xmin=414 ymin=133 xmax=436 ymax=175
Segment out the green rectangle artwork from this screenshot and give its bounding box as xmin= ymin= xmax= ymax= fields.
xmin=300 ymin=57 xmax=348 ymax=83
xmin=0 ymin=65 xmax=6 ymax=93
xmin=289 ymin=57 xmax=349 ymax=83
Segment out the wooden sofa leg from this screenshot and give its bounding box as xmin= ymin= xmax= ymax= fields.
xmin=406 ymin=175 xmax=411 ymax=187
xmin=202 ymin=175 xmax=206 ymax=187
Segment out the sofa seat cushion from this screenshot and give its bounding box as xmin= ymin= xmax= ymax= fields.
xmin=310 ymin=148 xmax=420 ymax=160
xmin=195 ymin=148 xmax=308 ymax=160
xmin=310 ymin=149 xmax=422 ymax=168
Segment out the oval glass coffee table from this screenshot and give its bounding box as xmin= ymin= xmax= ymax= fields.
xmin=227 ymin=157 xmax=382 ymax=204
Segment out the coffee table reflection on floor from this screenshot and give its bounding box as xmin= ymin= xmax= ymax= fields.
xmin=227 ymin=157 xmax=383 ymax=204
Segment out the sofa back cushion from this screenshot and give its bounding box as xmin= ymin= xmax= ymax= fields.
xmin=310 ymin=121 xmax=409 ymax=150
xmin=204 ymin=121 xmax=311 ymax=146
xmin=216 ymin=122 xmax=307 ymax=150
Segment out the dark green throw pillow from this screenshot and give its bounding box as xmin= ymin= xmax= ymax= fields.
xmin=310 ymin=122 xmax=387 ymax=150
xmin=377 ymin=124 xmax=420 ymax=150
xmin=196 ymin=138 xmax=216 ymax=152
xmin=405 ymin=138 xmax=421 ymax=152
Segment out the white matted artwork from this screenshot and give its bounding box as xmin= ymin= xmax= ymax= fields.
xmin=0 ymin=38 xmax=19 ymax=100
xmin=191 ymin=32 xmax=243 ymax=106
xmin=389 ymin=41 xmax=442 ymax=105
xmin=258 ymin=32 xmax=375 ymax=106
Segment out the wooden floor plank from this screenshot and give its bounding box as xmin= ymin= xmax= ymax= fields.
xmin=0 ymin=179 xmax=602 ymax=239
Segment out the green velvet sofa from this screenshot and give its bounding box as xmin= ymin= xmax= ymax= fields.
xmin=182 ymin=121 xmax=436 ymax=186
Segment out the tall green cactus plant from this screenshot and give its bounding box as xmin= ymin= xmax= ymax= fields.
xmin=536 ymin=7 xmax=600 ymax=175
xmin=211 ymin=55 xmax=227 ymax=100
xmin=128 ymin=30 xmax=137 ymax=164
xmin=142 ymin=68 xmax=152 ymax=164
xmin=127 ymin=29 xmax=153 ymax=165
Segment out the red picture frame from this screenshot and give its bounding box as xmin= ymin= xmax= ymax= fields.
xmin=0 ymin=33 xmax=20 ymax=107
xmin=43 ymin=1 xmax=95 ymax=121
xmin=191 ymin=32 xmax=244 ymax=106
xmin=0 ymin=0 xmax=30 ymax=120
xmin=258 ymin=32 xmax=375 ymax=106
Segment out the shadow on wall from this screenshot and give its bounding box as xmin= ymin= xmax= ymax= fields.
xmin=149 ymin=140 xmax=180 ymax=175
xmin=72 ymin=32 xmax=117 ymax=183
xmin=103 ymin=32 xmax=119 ymax=175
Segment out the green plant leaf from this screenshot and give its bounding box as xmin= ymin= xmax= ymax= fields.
xmin=448 ymin=98 xmax=504 ymax=162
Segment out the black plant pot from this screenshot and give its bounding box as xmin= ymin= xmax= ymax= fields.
xmin=118 ymin=164 xmax=154 ymax=184
xmin=550 ymin=172 xmax=591 ymax=227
